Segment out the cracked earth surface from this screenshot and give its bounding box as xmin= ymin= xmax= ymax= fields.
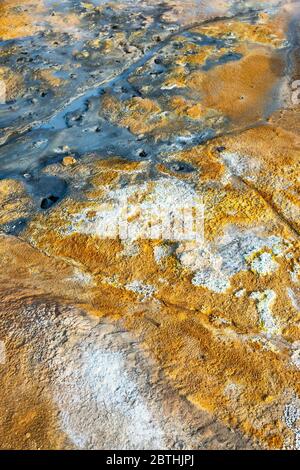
xmin=0 ymin=0 xmax=300 ymax=450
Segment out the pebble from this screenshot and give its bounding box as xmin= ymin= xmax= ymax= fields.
xmin=62 ymin=156 xmax=77 ymax=166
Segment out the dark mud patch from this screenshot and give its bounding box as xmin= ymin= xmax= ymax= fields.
xmin=25 ymin=175 xmax=68 ymax=210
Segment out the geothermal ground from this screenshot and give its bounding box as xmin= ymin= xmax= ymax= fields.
xmin=0 ymin=0 xmax=300 ymax=450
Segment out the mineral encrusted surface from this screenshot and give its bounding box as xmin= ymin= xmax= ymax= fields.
xmin=0 ymin=0 xmax=300 ymax=450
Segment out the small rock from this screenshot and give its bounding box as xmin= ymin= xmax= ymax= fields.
xmin=62 ymin=156 xmax=77 ymax=167
xmin=139 ymin=150 xmax=148 ymax=158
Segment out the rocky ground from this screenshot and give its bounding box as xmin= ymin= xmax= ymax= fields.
xmin=0 ymin=0 xmax=300 ymax=450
